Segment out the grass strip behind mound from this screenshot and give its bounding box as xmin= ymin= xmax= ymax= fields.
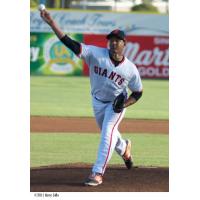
xmin=31 ymin=133 xmax=169 ymax=168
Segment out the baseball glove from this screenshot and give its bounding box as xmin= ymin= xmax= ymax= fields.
xmin=113 ymin=93 xmax=126 ymax=113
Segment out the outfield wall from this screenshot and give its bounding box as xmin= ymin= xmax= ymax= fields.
xmin=30 ymin=10 xmax=169 ymax=79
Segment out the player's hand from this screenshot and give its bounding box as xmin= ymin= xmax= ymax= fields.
xmin=40 ymin=9 xmax=54 ymax=26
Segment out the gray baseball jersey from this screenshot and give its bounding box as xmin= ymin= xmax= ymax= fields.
xmin=79 ymin=43 xmax=143 ymax=102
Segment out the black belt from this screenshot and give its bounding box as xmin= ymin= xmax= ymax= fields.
xmin=94 ymin=96 xmax=112 ymax=104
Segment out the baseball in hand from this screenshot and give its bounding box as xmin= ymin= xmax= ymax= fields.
xmin=38 ymin=4 xmax=46 ymax=11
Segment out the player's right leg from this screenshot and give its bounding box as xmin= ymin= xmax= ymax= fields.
xmin=115 ymin=130 xmax=133 ymax=169
xmin=114 ymin=130 xmax=127 ymax=155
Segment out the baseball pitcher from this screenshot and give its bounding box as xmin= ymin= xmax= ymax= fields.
xmin=40 ymin=9 xmax=143 ymax=187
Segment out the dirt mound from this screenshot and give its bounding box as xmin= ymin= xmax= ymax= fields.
xmin=30 ymin=164 xmax=169 ymax=192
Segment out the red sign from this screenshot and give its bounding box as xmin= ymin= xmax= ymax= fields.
xmin=83 ymin=34 xmax=169 ymax=79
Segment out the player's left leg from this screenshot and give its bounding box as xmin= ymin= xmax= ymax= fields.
xmin=92 ymin=103 xmax=126 ymax=175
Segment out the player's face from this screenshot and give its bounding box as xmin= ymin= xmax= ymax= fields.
xmin=109 ymin=37 xmax=126 ymax=55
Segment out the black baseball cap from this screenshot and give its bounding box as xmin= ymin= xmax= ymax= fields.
xmin=106 ymin=29 xmax=126 ymax=41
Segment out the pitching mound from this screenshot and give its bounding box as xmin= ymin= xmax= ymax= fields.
xmin=30 ymin=164 xmax=169 ymax=192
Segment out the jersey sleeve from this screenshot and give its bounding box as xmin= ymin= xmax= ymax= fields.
xmin=78 ymin=43 xmax=93 ymax=66
xmin=128 ymin=68 xmax=143 ymax=92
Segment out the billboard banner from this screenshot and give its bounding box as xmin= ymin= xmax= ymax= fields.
xmin=30 ymin=33 xmax=168 ymax=78
xmin=30 ymin=10 xmax=168 ymax=36
xmin=30 ymin=33 xmax=83 ymax=75
xmin=83 ymin=34 xmax=169 ymax=79
xmin=30 ymin=10 xmax=168 ymax=78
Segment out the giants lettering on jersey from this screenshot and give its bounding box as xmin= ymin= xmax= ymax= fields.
xmin=94 ymin=66 xmax=125 ymax=86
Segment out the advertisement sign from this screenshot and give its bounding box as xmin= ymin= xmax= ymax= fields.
xmin=30 ymin=33 xmax=83 ymax=75
xmin=30 ymin=10 xmax=168 ymax=78
xmin=83 ymin=34 xmax=169 ymax=79
xmin=30 ymin=10 xmax=168 ymax=36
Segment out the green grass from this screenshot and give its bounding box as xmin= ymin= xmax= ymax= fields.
xmin=30 ymin=133 xmax=168 ymax=168
xmin=30 ymin=76 xmax=168 ymax=119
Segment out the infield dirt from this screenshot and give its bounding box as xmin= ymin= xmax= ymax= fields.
xmin=31 ymin=116 xmax=168 ymax=134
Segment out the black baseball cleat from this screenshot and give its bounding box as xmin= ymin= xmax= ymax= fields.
xmin=122 ymin=140 xmax=133 ymax=169
xmin=123 ymin=156 xmax=133 ymax=169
